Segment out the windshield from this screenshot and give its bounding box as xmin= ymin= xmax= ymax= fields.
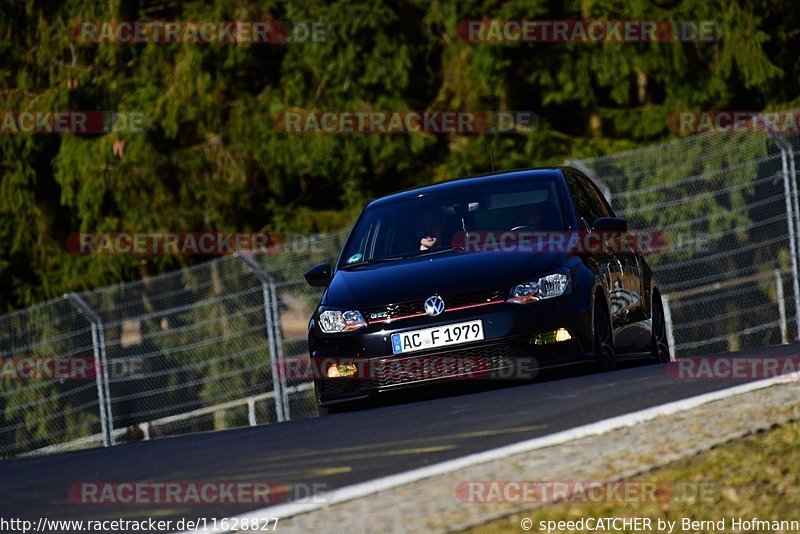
xmin=341 ymin=176 xmax=568 ymax=267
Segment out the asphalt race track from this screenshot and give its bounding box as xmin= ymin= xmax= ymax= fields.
xmin=2 ymin=343 xmax=798 ymax=525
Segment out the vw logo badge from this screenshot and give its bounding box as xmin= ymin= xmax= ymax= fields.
xmin=424 ymin=295 xmax=445 ymax=317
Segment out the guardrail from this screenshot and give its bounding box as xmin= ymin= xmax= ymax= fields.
xmin=20 ymin=382 xmax=315 ymax=457
xmin=663 ymin=268 xmax=793 ymax=358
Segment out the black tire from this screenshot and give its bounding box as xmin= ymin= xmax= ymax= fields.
xmin=651 ymin=292 xmax=671 ymax=363
xmin=593 ymin=293 xmax=617 ymax=372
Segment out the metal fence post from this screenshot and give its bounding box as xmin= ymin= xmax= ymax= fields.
xmin=236 ymin=255 xmax=287 ymax=422
xmin=775 ymin=269 xmax=789 ymax=344
xmin=247 ymin=398 xmax=257 ymax=427
xmin=785 ymin=144 xmax=800 ymax=286
xmin=64 ymin=293 xmax=115 ymax=447
xmin=788 ymin=147 xmax=800 ymax=335
xmin=268 ymin=279 xmax=290 ymax=419
xmin=662 ymin=295 xmax=677 ymax=361
xmin=779 ymin=146 xmax=800 ymax=340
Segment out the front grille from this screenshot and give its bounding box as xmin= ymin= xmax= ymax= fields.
xmin=317 ymin=336 xmax=590 ymax=396
xmin=363 ymin=288 xmax=506 ymax=322
xmin=319 ymin=342 xmax=532 ymax=396
xmin=365 ymin=343 xmax=527 ymax=389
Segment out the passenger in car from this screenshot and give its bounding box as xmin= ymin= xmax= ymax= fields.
xmin=512 ymin=204 xmax=543 ymax=229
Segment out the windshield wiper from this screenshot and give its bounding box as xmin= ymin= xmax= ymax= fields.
xmin=342 ymin=257 xmax=405 ymax=269
xmin=413 ymin=246 xmax=455 ymax=257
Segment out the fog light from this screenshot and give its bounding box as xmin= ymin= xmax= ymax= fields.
xmin=326 ymin=363 xmax=357 ymax=378
xmin=532 ymin=328 xmax=572 ymax=345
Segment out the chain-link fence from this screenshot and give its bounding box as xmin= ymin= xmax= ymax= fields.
xmin=578 ymin=130 xmax=800 ymax=357
xmin=2 ymin=120 xmax=800 ymax=458
xmin=0 ymin=232 xmax=348 ymax=458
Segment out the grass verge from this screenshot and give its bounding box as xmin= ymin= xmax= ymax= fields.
xmin=464 ymin=419 xmax=800 ymax=533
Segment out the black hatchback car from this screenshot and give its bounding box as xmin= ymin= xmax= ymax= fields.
xmin=304 ymin=167 xmax=671 ymax=414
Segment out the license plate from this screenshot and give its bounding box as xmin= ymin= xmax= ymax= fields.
xmin=391 ymin=320 xmax=484 ymax=355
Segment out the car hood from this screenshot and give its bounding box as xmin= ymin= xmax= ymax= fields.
xmin=323 ymin=250 xmax=574 ymax=309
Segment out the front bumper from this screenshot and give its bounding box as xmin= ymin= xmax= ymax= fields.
xmin=310 ymin=293 xmax=592 ymax=406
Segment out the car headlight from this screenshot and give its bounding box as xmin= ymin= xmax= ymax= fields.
xmin=318 ymin=308 xmax=367 ymax=333
xmin=507 ymin=272 xmax=570 ymax=304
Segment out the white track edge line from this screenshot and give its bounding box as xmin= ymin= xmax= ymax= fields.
xmin=182 ymin=376 xmax=790 ymax=533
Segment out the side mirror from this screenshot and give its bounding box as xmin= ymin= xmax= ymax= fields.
xmin=591 ymin=217 xmax=628 ymax=232
xmin=304 ymin=263 xmax=332 ymax=287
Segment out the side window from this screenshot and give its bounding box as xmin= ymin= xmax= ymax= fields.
xmin=580 ymin=177 xmax=613 ymax=219
xmin=568 ymin=173 xmax=613 ymax=229
xmin=565 ymin=174 xmax=595 ymax=230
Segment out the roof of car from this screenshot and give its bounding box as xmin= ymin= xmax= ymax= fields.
xmin=366 ymin=167 xmax=569 ymax=209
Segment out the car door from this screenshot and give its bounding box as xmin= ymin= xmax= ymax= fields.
xmin=576 ymin=173 xmax=647 ymax=354
xmin=564 ymin=172 xmax=625 ymax=331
